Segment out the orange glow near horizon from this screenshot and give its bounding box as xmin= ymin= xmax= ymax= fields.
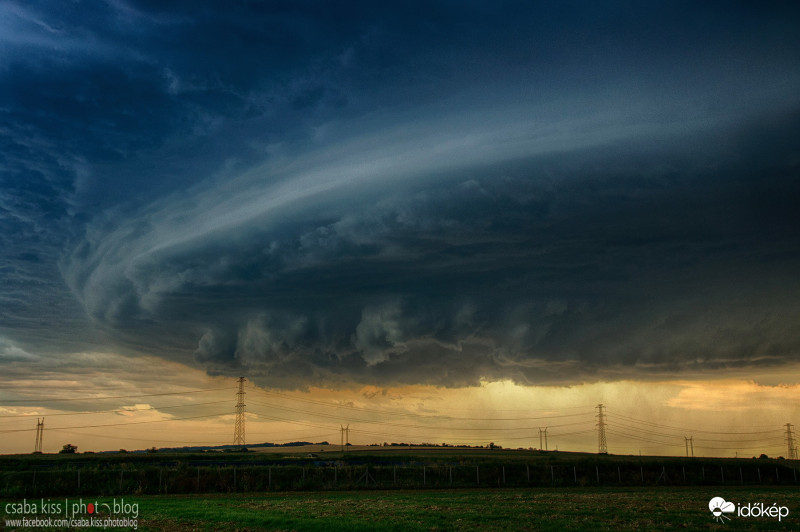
xmin=1 ymin=352 xmax=799 ymax=458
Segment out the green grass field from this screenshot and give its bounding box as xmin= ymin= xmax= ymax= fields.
xmin=3 ymin=487 xmax=800 ymax=531
xmin=3 ymin=450 xmax=799 ymax=530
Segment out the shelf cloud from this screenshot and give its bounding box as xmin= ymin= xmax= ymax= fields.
xmin=2 ymin=1 xmax=799 ymax=389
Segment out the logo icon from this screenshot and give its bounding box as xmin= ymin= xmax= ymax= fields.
xmin=709 ymin=497 xmax=736 ymax=523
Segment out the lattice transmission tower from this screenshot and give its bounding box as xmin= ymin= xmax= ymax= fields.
xmin=596 ymin=404 xmax=607 ymax=454
xmin=786 ymin=423 xmax=797 ymax=460
xmin=234 ymin=377 xmax=246 ymax=446
xmin=340 ymin=424 xmax=350 ymax=452
xmin=34 ymin=417 xmax=44 ymax=453
xmin=684 ymin=436 xmax=694 ymax=457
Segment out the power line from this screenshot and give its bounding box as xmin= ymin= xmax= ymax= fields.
xmin=246 ymin=406 xmax=593 ymax=445
xmin=51 ymin=429 xmax=235 ymax=445
xmin=247 ymin=399 xmax=592 ymax=431
xmin=606 ymin=410 xmax=783 ymax=435
xmin=607 ymin=427 xmax=783 ymax=452
xmin=0 ymin=412 xmax=229 ymax=434
xmin=347 ymin=426 xmax=595 ymax=443
xmin=607 ymin=420 xmax=780 ymax=444
xmin=0 ymin=400 xmax=230 ymax=419
xmin=52 ymin=429 xmax=336 ymax=446
xmin=2 ymin=383 xmax=789 ymax=458
xmin=250 ymin=407 xmax=594 ymax=443
xmin=248 ymin=387 xmax=593 ymax=421
xmin=607 ymin=428 xmax=677 ymax=448
xmin=0 ymin=387 xmax=230 ymax=403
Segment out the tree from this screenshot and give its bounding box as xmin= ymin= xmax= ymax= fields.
xmin=59 ymin=444 xmax=77 ymax=454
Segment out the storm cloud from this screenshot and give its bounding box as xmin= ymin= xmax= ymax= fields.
xmin=2 ymin=1 xmax=799 ymax=389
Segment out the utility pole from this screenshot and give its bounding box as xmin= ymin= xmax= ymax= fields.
xmin=785 ymin=423 xmax=796 ymax=460
xmin=233 ymin=377 xmax=246 ymax=446
xmin=340 ymin=424 xmax=350 ymax=452
xmin=34 ymin=418 xmax=44 ymax=453
xmin=538 ymin=427 xmax=548 ymax=451
xmin=684 ymin=436 xmax=694 ymax=457
xmin=596 ymin=404 xmax=607 ymax=454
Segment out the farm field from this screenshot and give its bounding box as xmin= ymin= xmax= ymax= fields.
xmin=2 ymin=449 xmax=799 ymax=529
xmin=3 ymin=487 xmax=800 ymax=531
xmin=2 ymin=448 xmax=799 ymax=498
xmin=2 ymin=448 xmax=799 ymax=496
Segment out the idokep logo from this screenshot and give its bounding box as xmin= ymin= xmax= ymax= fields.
xmin=709 ymin=496 xmax=790 ymax=523
xmin=709 ymin=497 xmax=735 ymax=523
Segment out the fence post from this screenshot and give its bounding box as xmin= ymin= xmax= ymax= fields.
xmin=573 ymin=466 xmax=577 ymax=484
xmin=269 ymin=467 xmax=272 ymax=489
xmin=640 ymin=466 xmax=643 ymax=484
xmin=393 ymin=466 xmax=395 ymax=485
xmin=739 ymin=467 xmax=742 ymax=484
xmin=617 ymin=466 xmax=621 ymax=483
xmin=476 ymin=466 xmax=479 ymax=485
xmin=701 ymin=466 xmax=705 ymax=481
xmin=119 ymin=470 xmax=123 ymax=492
xmin=526 ymin=465 xmax=529 ymax=483
xmin=550 ymin=465 xmax=554 ymax=483
xmin=682 ymin=466 xmax=685 ymax=483
xmin=596 ymin=466 xmax=599 ymax=484
xmin=77 ymin=470 xmax=80 ymax=490
xmin=502 ymin=466 xmax=506 ymax=485
xmin=757 ymin=467 xmax=761 ymax=483
xmin=450 ymin=466 xmax=452 ymax=485
xmin=721 ymin=466 xmax=724 ymax=483
xmin=196 ymin=467 xmax=200 ymax=492
xmin=159 ymin=468 xmax=162 ymax=493
xmin=32 ymin=470 xmax=36 ymax=491
xmin=776 ymin=468 xmax=780 ymax=483
xmin=233 ymin=467 xmax=236 ymax=492
xmin=423 ymin=466 xmax=426 ymax=486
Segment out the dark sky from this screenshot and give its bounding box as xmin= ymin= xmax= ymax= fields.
xmin=1 ymin=1 xmax=799 ymax=389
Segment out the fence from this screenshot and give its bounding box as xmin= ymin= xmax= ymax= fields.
xmin=2 ymin=462 xmax=799 ymax=497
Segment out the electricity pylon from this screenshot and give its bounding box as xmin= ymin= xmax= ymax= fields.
xmin=596 ymin=404 xmax=607 ymax=454
xmin=34 ymin=418 xmax=44 ymax=453
xmin=340 ymin=424 xmax=350 ymax=452
xmin=234 ymin=377 xmax=246 ymax=446
xmin=538 ymin=427 xmax=548 ymax=450
xmin=786 ymin=423 xmax=796 ymax=460
xmin=684 ymin=436 xmax=694 ymax=457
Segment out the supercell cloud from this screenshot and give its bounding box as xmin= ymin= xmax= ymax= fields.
xmin=1 ymin=1 xmax=799 ymax=389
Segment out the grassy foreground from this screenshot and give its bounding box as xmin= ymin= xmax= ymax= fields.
xmin=4 ymin=487 xmax=800 ymax=531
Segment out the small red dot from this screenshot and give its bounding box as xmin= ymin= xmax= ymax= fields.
xmin=88 ymin=503 xmax=94 ymax=514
